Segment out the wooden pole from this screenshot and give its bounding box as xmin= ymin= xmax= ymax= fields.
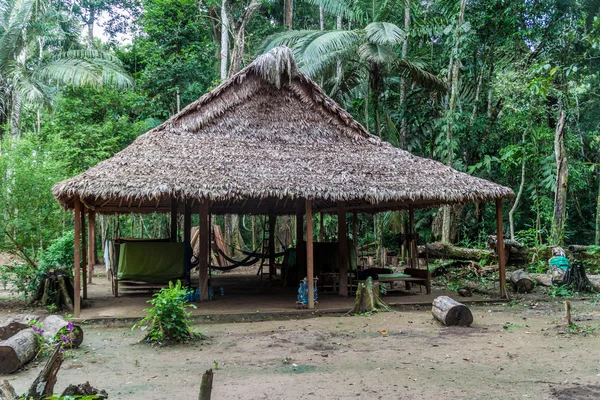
xmin=409 ymin=205 xmax=416 ymax=269
xmin=496 ymin=199 xmax=508 ymax=299
xmin=199 ymin=201 xmax=209 ymax=301
xmin=73 ymin=198 xmax=81 ymax=318
xmin=87 ymin=211 xmax=95 ymax=283
xmin=338 ymin=202 xmax=348 ymax=297
xmin=170 ymin=196 xmax=178 ymax=242
xmin=352 ymin=212 xmax=358 ymax=270
xmin=305 ymin=199 xmax=314 ymax=309
xmin=184 ymin=201 xmax=192 ymax=282
xmin=81 ymin=209 xmax=87 ymax=300
xmin=269 ymin=214 xmax=276 ymax=277
xmin=295 ymin=201 xmax=305 ymax=282
xmin=319 ymin=212 xmax=324 ymax=242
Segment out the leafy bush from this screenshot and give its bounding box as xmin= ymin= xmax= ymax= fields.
xmin=134 ymin=281 xmax=198 ymax=344
xmin=0 ymin=232 xmax=74 ymax=301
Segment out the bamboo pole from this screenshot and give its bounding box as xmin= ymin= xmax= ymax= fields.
xmin=496 ymin=199 xmax=508 ymax=299
xmin=199 ymin=201 xmax=209 ymax=301
xmin=338 ymin=202 xmax=348 ymax=297
xmin=87 ymin=211 xmax=95 ymax=283
xmin=409 ymin=205 xmax=416 ymax=269
xmin=73 ymin=198 xmax=81 ymax=318
xmin=295 ymin=201 xmax=305 ymax=283
xmin=306 ymin=200 xmax=314 ymax=309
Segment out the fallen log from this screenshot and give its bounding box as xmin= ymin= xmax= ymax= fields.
xmin=0 ymin=314 xmax=40 ymax=341
xmin=26 ymin=344 xmax=63 ymax=399
xmin=418 ymin=242 xmax=494 ymax=262
xmin=530 ymin=273 xmax=553 ymax=287
xmin=0 ymin=329 xmax=40 ymax=374
xmin=431 ymin=296 xmax=473 ymax=327
xmin=510 ymin=270 xmax=534 ymax=293
xmin=0 ymin=379 xmax=18 ymax=400
xmin=42 ymin=315 xmax=83 ymax=348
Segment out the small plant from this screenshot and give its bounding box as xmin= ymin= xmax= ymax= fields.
xmin=133 ymin=280 xmax=199 ymax=344
xmin=30 ymin=319 xmax=79 ymax=358
xmin=549 ymin=284 xmax=574 ymax=297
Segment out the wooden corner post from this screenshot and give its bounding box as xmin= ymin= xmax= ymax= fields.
xmin=409 ymin=205 xmax=416 ymax=269
xmin=496 ymin=199 xmax=508 ymax=299
xmin=170 ymin=196 xmax=178 ymax=242
xmin=295 ymin=201 xmax=305 ymax=282
xmin=199 ymin=200 xmax=209 ymax=301
xmin=338 ymin=202 xmax=348 ymax=297
xmin=87 ymin=210 xmax=95 ymax=283
xmin=305 ymin=199 xmax=314 ymax=309
xmin=73 ymin=198 xmax=82 ymax=318
xmin=268 ymin=214 xmax=276 ymax=278
xmin=81 ymin=208 xmax=87 ymax=300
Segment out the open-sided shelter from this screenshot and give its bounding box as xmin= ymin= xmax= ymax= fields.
xmin=53 ymin=47 xmax=514 ymax=317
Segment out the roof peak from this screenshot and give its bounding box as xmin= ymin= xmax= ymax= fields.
xmin=251 ymin=46 xmax=299 ymax=89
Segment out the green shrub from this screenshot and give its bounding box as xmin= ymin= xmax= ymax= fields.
xmin=134 ymin=281 xmax=198 ymax=344
xmin=39 ymin=231 xmax=74 ymax=270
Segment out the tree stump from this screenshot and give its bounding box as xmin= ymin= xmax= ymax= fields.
xmin=349 ymin=277 xmax=391 ymax=315
xmin=198 ymin=369 xmax=213 ymax=400
xmin=510 ymin=270 xmax=534 ymax=293
xmin=42 ymin=315 xmax=84 ymax=348
xmin=431 ymin=296 xmax=473 ymax=327
xmin=0 ymin=314 xmax=40 ymax=341
xmin=0 ymin=328 xmax=40 ymax=374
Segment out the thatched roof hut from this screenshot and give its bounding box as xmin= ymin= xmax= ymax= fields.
xmin=56 ymin=47 xmax=514 ymax=316
xmin=53 ymin=46 xmax=512 ymax=215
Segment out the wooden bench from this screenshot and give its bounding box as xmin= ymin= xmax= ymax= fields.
xmin=358 ymin=268 xmax=431 ymax=294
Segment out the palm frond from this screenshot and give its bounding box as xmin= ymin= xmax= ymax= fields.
xmin=259 ymin=30 xmax=322 ymax=54
xmin=396 ymin=59 xmax=447 ymax=93
xmin=298 ymin=30 xmax=362 ymax=65
xmin=359 ymin=43 xmax=396 ymax=64
xmin=365 ymin=22 xmax=404 ymax=45
xmin=300 ymin=0 xmax=367 ymax=24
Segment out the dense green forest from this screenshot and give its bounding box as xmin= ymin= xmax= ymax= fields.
xmin=1 ymin=0 xmax=600 ymax=265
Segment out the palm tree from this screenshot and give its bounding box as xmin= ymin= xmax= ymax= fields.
xmin=259 ymin=0 xmax=445 ymax=137
xmin=0 ymin=0 xmax=132 ymax=137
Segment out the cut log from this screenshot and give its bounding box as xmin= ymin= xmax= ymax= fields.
xmin=198 ymin=369 xmax=214 ymax=400
xmin=27 ymin=344 xmax=63 ymax=399
xmin=41 ymin=315 xmax=83 ymax=348
xmin=588 ymin=276 xmax=600 ymax=292
xmin=530 ymin=273 xmax=553 ymax=287
xmin=431 ymin=296 xmax=473 ymax=327
xmin=61 ymin=382 xmax=107 ymax=398
xmin=0 ymin=379 xmax=18 ymax=400
xmin=418 ymin=242 xmax=494 ymax=262
xmin=510 ymin=270 xmax=534 ymax=293
xmin=0 ymin=314 xmax=40 ymax=341
xmin=349 ymin=277 xmax=391 ymax=315
xmin=0 ymin=329 xmax=40 ymax=374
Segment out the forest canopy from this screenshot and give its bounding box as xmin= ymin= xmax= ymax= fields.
xmin=1 ymin=0 xmax=600 ymax=264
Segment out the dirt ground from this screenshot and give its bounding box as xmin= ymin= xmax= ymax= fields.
xmin=2 ymin=298 xmax=600 ymax=399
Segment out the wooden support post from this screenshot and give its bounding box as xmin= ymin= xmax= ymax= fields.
xmin=170 ymin=196 xmax=178 ymax=242
xmin=81 ymin=209 xmax=87 ymax=300
xmin=269 ymin=214 xmax=276 ymax=277
xmin=496 ymin=199 xmax=508 ymax=299
xmin=73 ymin=198 xmax=81 ymax=318
xmin=319 ymin=212 xmax=324 ymax=242
xmin=352 ymin=212 xmax=358 ymax=270
xmin=184 ymin=201 xmax=192 ymax=282
xmin=199 ymin=201 xmax=209 ymax=301
xmin=338 ymin=202 xmax=348 ymax=297
xmin=409 ymin=205 xmax=416 ymax=269
xmin=295 ymin=202 xmax=305 ymax=282
xmin=87 ymin=211 xmax=95 ymax=283
xmin=305 ymin=199 xmax=314 ymax=309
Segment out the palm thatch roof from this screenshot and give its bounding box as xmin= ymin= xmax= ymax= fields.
xmin=53 ymin=47 xmax=513 ymax=215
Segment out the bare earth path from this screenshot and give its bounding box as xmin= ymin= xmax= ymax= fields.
xmin=2 ymin=300 xmax=599 ymax=399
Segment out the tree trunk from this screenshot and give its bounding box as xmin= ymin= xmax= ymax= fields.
xmin=470 ymin=56 xmax=486 ymax=126
xmin=595 ymin=172 xmax=600 ymax=245
xmin=399 ymin=0 xmax=410 ymax=149
xmin=510 ymin=269 xmax=534 ymax=293
xmin=431 ymin=296 xmax=473 ymax=326
xmin=319 ymin=6 xmax=324 ymax=30
xmin=228 ymin=0 xmax=261 ymax=77
xmin=198 ymin=369 xmax=214 ymax=400
xmin=0 ymin=314 xmax=39 ymax=340
xmin=551 ymin=109 xmax=568 ymax=245
xmin=220 ymin=0 xmax=229 ymax=80
xmin=284 ymin=0 xmax=293 ymax=29
xmin=27 ymin=344 xmax=63 ymax=399
xmin=10 ymin=91 xmax=21 ymax=137
xmin=0 ymin=329 xmax=39 ymax=374
xmin=87 ymin=6 xmax=95 ymax=49
xmin=509 ymin=131 xmax=527 ymax=240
